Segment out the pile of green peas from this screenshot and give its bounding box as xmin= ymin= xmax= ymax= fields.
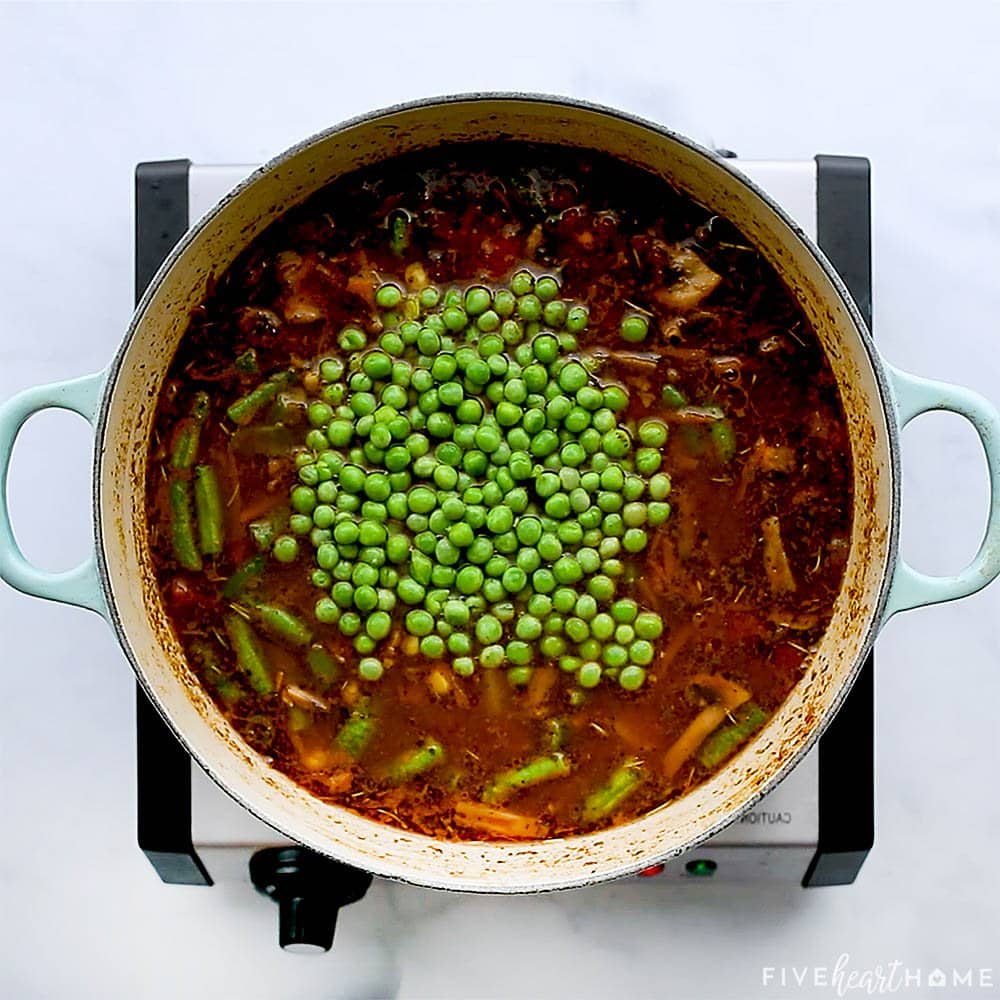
xmin=277 ymin=270 xmax=672 ymax=690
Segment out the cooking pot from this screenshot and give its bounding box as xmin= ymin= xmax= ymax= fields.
xmin=2 ymin=94 xmax=998 ymax=892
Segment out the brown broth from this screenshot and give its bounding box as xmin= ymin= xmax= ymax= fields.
xmin=146 ymin=143 xmax=852 ymax=841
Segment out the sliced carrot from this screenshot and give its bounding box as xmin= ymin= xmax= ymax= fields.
xmin=663 ymin=704 xmax=729 ymax=780
xmin=663 ymin=674 xmax=751 ymax=779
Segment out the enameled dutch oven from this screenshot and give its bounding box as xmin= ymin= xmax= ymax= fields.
xmin=2 ymin=95 xmax=999 ymax=892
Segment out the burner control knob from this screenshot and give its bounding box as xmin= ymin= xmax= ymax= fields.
xmin=249 ymin=846 xmax=373 ymax=953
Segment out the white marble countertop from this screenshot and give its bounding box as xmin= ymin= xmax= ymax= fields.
xmin=1 ymin=2 xmax=999 ymax=997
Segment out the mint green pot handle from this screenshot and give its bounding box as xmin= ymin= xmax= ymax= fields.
xmin=0 ymin=371 xmax=109 ymax=617
xmin=882 ymin=362 xmax=1000 ymax=622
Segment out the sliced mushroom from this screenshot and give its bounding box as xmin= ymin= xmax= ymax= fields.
xmin=281 ymin=684 xmax=330 ymax=713
xmin=762 ymin=515 xmax=797 ymax=593
xmin=283 ymin=295 xmax=324 ymax=324
xmin=654 ymin=246 xmax=722 ymax=311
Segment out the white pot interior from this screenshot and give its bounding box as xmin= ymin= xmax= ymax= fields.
xmin=96 ymin=96 xmax=895 ymax=891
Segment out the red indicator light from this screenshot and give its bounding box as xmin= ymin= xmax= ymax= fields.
xmin=638 ymin=863 xmax=665 ymax=877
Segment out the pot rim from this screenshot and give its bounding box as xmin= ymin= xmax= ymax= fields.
xmin=92 ymin=92 xmax=900 ymax=891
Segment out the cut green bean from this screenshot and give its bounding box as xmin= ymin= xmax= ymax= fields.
xmin=193 ymin=464 xmax=224 ymax=556
xmin=306 ymin=644 xmax=339 ymax=684
xmin=287 ymin=706 xmax=312 ymax=732
xmin=168 ymin=477 xmax=202 ymax=571
xmin=248 ymin=517 xmax=278 ymax=552
xmin=711 ymin=417 xmax=737 ymax=464
xmin=545 ymin=717 xmax=570 ymax=751
xmin=389 ymin=211 xmax=411 ymax=257
xmin=483 ymin=753 xmax=571 ymax=804
xmin=582 ymin=759 xmax=644 ymax=823
xmin=190 ymin=639 xmax=242 ymax=705
xmin=660 ymin=384 xmax=687 ymax=409
xmin=234 ymin=348 xmax=259 ymax=374
xmin=222 ymin=554 xmax=266 ymax=598
xmin=697 ymin=702 xmax=769 ymax=769
xmin=224 ymin=613 xmax=274 ymax=694
xmin=386 ymin=738 xmax=445 ymax=783
xmin=252 ymin=602 xmax=313 ymax=649
xmin=170 ymin=392 xmax=210 ymax=470
xmin=226 ymin=371 xmax=293 ymax=426
xmin=335 ymin=701 xmax=375 ymax=758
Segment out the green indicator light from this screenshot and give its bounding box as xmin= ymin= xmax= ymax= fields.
xmin=684 ymin=858 xmax=717 ymax=877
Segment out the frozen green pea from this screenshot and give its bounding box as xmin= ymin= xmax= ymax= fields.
xmin=500 ymin=318 xmax=524 ymax=345
xmin=622 ymin=502 xmax=647 ymax=527
xmin=476 ymin=614 xmax=503 ymax=645
xmin=405 ymin=609 xmax=435 ymax=636
xmin=590 ymin=613 xmax=615 ymax=641
xmin=376 ymin=282 xmax=403 ymax=309
xmin=314 ymin=597 xmax=340 ymax=625
xmin=506 ymin=640 xmax=532 ymax=665
xmin=452 ymin=656 xmax=475 ymax=677
xmin=358 ymin=656 xmax=384 ymax=681
xmin=510 ymin=270 xmax=534 ymax=296
xmin=479 ymin=644 xmax=505 ymax=669
xmin=565 ymin=617 xmax=590 ymax=643
xmin=587 ymin=575 xmax=616 ymax=603
xmin=418 ymin=286 xmax=440 ymax=310
xmin=552 ymin=588 xmax=577 ymax=614
xmin=602 ymin=428 xmax=632 ymax=459
xmin=565 ymin=305 xmax=589 ymax=333
xmin=623 ymin=528 xmax=648 ymax=553
xmin=553 ymin=556 xmax=583 ymax=585
xmin=535 ymin=276 xmax=559 ymax=302
xmin=602 ymin=644 xmax=629 ymax=669
xmin=517 ymin=293 xmax=542 ymax=322
xmin=635 ymin=448 xmax=662 ymax=475
xmin=638 ymin=419 xmax=668 ymax=447
xmin=365 ymin=611 xmax=392 ymax=640
xmin=557 ymin=520 xmax=584 ymax=546
xmin=619 ymin=313 xmax=649 ymax=342
xmin=539 ymin=635 xmax=566 ymax=658
xmin=618 ymin=665 xmax=646 ymax=691
xmin=420 ymin=634 xmax=446 ymax=658
xmin=272 ymin=535 xmax=299 ymax=563
xmin=515 ymin=615 xmax=542 ymax=641
xmin=397 ymin=577 xmax=426 ymax=605
xmin=611 ymin=599 xmax=638 ymax=623
xmin=644 ymin=473 xmax=670 ymax=507
xmin=558 ymin=655 xmax=581 ymax=675
xmin=630 ymin=639 xmax=654 ymax=665
xmin=634 ymin=612 xmax=663 ymax=639
xmin=447 ymin=632 xmax=472 ymax=656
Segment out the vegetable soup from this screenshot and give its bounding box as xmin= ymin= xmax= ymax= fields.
xmin=146 ymin=144 xmax=852 ymax=840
